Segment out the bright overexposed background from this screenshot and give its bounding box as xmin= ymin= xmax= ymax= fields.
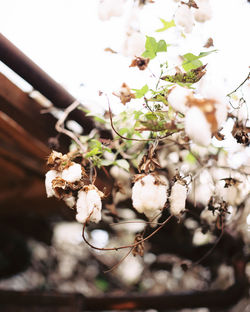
xmin=0 ymin=0 xmax=250 ymax=114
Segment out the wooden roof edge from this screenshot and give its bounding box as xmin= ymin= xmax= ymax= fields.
xmin=0 ymin=33 xmax=95 ymax=133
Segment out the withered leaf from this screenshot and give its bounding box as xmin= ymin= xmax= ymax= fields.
xmin=214 ymin=130 xmax=225 ymax=141
xmin=181 ymin=0 xmax=199 ymax=9
xmin=220 ymin=178 xmax=242 ymax=188
xmin=232 ymin=122 xmax=250 ymax=145
xmin=129 ymin=56 xmax=150 ymax=70
xmin=113 ymin=83 xmax=135 ymax=105
xmin=104 ymin=47 xmax=117 ymax=54
xmin=161 ymin=64 xmax=207 ymax=84
xmin=204 ymin=37 xmax=214 ymax=48
xmin=132 ymin=234 xmax=145 ymax=257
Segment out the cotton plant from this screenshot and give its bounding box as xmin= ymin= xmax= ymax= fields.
xmin=45 ymin=150 xmax=104 ymax=224
xmin=43 ymin=0 xmax=250 ymax=270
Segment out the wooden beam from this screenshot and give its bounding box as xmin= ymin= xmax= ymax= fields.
xmin=0 ymin=34 xmax=95 ymax=133
xmin=0 ymin=73 xmax=60 ymax=142
xmin=0 ymin=111 xmax=50 ymax=159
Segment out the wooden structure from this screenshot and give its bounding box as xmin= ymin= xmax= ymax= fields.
xmin=0 ymin=72 xmax=68 ymax=217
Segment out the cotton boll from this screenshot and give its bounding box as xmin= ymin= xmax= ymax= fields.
xmin=98 ymin=0 xmax=124 ymax=21
xmin=132 ymin=174 xmax=168 ymax=222
xmin=191 ymin=183 xmax=214 ymax=206
xmin=122 ymin=32 xmax=145 ymax=57
xmin=200 ymin=208 xmax=218 ymax=225
xmin=144 ymin=209 xmax=162 ymax=227
xmin=64 ymin=196 xmax=76 ymax=209
xmin=110 ymin=165 xmax=130 ymax=182
xmin=45 ymin=170 xmax=60 ymax=198
xmin=194 ymin=0 xmax=212 ymax=23
xmin=185 ymin=106 xmax=212 ymax=146
xmin=169 ymin=181 xmax=187 ymax=216
xmin=168 ymin=86 xmax=193 ymax=114
xmin=62 ymin=163 xmax=82 ymax=183
xmin=76 ymin=189 xmax=102 ymax=224
xmin=202 ymin=87 xmax=228 ymax=126
xmin=215 ymin=101 xmax=228 ymax=127
xmin=174 ymin=5 xmax=194 ymax=33
xmin=86 ymin=190 xmax=102 ymax=223
xmin=76 ymin=191 xmax=88 ymax=223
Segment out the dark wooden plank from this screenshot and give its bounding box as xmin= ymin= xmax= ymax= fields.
xmin=0 ymin=111 xmax=50 ymax=159
xmin=0 ymin=73 xmax=59 ymax=142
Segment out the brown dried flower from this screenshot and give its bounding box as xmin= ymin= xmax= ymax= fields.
xmin=204 ymin=37 xmax=214 ymax=48
xmin=129 ymin=56 xmax=150 ymax=70
xmin=220 ymin=178 xmax=242 ymax=188
xmin=181 ymin=0 xmax=199 ymax=9
xmin=132 ymin=234 xmax=145 ymax=257
xmin=113 ymin=83 xmax=135 ymax=105
xmin=138 ymin=144 xmax=161 ymax=174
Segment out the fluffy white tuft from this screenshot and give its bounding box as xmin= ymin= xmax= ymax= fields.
xmin=185 ymin=106 xmax=212 ymax=146
xmin=64 ymin=196 xmax=76 ymax=209
xmin=132 ymin=174 xmax=168 ymax=225
xmin=194 ymin=0 xmax=212 ymax=23
xmin=200 ymin=208 xmax=217 ymax=225
xmin=122 ymin=32 xmax=145 ymax=57
xmin=168 ymin=86 xmax=193 ymax=114
xmin=76 ymin=189 xmax=102 ymax=224
xmin=45 ymin=170 xmax=60 ymax=198
xmin=169 ymin=182 xmax=187 ymax=216
xmin=175 ymin=5 xmax=194 ymax=33
xmin=98 ymin=0 xmax=124 ymax=21
xmin=62 ymin=163 xmax=82 ymax=183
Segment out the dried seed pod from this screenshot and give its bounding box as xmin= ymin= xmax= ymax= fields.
xmin=129 ymin=56 xmax=150 ymax=70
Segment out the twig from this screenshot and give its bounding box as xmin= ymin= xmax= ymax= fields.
xmin=55 ymin=100 xmax=87 ymax=154
xmin=107 ymin=95 xmax=179 ymax=142
xmin=193 ymin=225 xmax=224 ymax=266
xmin=104 ymin=248 xmax=133 ymax=273
xmin=227 ymin=71 xmax=250 ymax=97
xmin=82 ymin=215 xmax=173 ymax=252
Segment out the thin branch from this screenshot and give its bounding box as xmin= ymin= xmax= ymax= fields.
xmin=104 ymin=248 xmax=133 ymax=274
xmin=107 ymin=95 xmax=179 ymax=142
xmin=82 ymin=215 xmax=173 ymax=252
xmin=193 ymin=224 xmax=224 ymax=267
xmin=55 ymin=100 xmax=87 ymax=154
xmin=227 ymin=71 xmax=250 ymax=97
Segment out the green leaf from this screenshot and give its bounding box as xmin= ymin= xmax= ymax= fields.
xmin=157 ymin=40 xmax=167 ymax=52
xmin=116 ymin=159 xmax=130 ymax=172
xmin=85 ymin=147 xmax=102 ymax=158
xmin=89 ymin=139 xmax=102 ymax=149
xmin=133 ymin=110 xmax=144 ymax=120
xmin=119 ymin=127 xmax=129 ymax=135
xmin=100 ymin=159 xmax=114 ymax=166
xmin=156 ymin=18 xmax=176 ymax=32
xmin=182 ymin=53 xmax=203 ymax=71
xmin=182 ymin=50 xmax=217 ymax=71
xmin=185 ymin=152 xmax=197 ymax=164
xmin=145 ymin=36 xmax=158 ymax=52
xmin=142 ymin=36 xmax=168 ymax=59
xmin=95 ymin=278 xmax=109 ymax=292
xmin=132 ymin=84 xmax=149 ymax=98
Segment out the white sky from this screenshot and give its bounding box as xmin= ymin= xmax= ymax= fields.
xmin=0 ymin=0 xmax=250 ymax=114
